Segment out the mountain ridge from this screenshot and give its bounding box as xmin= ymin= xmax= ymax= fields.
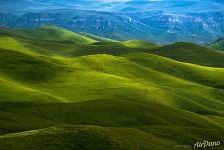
xmin=1 ymin=9 xmax=223 ymax=44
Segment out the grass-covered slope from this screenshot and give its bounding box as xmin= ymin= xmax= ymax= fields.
xmin=0 ymin=25 xmax=96 ymax=44
xmin=1 ymin=125 xmax=224 ymax=150
xmin=0 ymin=27 xmax=152 ymax=57
xmin=79 ymin=32 xmax=118 ymax=42
xmin=0 ymin=27 xmax=224 ymax=150
xmin=208 ymin=38 xmax=224 ymax=51
xmin=121 ymin=40 xmax=159 ymax=49
xmin=149 ymin=42 xmax=224 ymax=67
xmin=124 ymin=53 xmax=224 ymax=89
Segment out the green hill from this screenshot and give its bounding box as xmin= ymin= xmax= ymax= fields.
xmin=0 ymin=25 xmax=96 ymax=44
xmin=0 ymin=27 xmax=152 ymax=57
xmin=1 ymin=125 xmax=224 ymax=150
xmin=124 ymin=53 xmax=224 ymax=89
xmin=24 ymin=25 xmax=96 ymax=44
xmin=0 ymin=27 xmax=224 ymax=150
xmin=149 ymin=42 xmax=224 ymax=67
xmin=121 ymin=40 xmax=159 ymax=49
xmin=208 ymin=38 xmax=224 ymax=51
xmin=79 ymin=32 xmax=118 ymax=42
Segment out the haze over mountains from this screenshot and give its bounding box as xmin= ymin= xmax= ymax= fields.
xmin=0 ymin=0 xmax=224 ymax=44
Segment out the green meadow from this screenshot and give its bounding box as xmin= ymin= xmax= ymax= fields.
xmin=0 ymin=26 xmax=224 ymax=150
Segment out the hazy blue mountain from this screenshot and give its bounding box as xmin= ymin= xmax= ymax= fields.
xmin=0 ymin=0 xmax=223 ymax=44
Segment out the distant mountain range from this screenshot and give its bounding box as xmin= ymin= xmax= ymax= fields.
xmin=1 ymin=10 xmax=224 ymax=44
xmin=0 ymin=0 xmax=223 ymax=44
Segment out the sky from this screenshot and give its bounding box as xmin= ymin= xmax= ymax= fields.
xmin=0 ymin=0 xmax=223 ymax=13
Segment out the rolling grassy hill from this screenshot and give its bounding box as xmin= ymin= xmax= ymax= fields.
xmin=0 ymin=26 xmax=224 ymax=150
xmin=148 ymin=42 xmax=224 ymax=67
xmin=208 ymin=38 xmax=224 ymax=51
xmin=0 ymin=25 xmax=96 ymax=44
xmin=79 ymin=32 xmax=118 ymax=43
xmin=121 ymin=40 xmax=159 ymax=49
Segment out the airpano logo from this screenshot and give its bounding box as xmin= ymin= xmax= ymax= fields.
xmin=193 ymin=140 xmax=222 ymax=149
xmin=175 ymin=140 xmax=223 ymax=149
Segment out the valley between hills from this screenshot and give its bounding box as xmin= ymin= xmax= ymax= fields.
xmin=0 ymin=26 xmax=224 ymax=150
